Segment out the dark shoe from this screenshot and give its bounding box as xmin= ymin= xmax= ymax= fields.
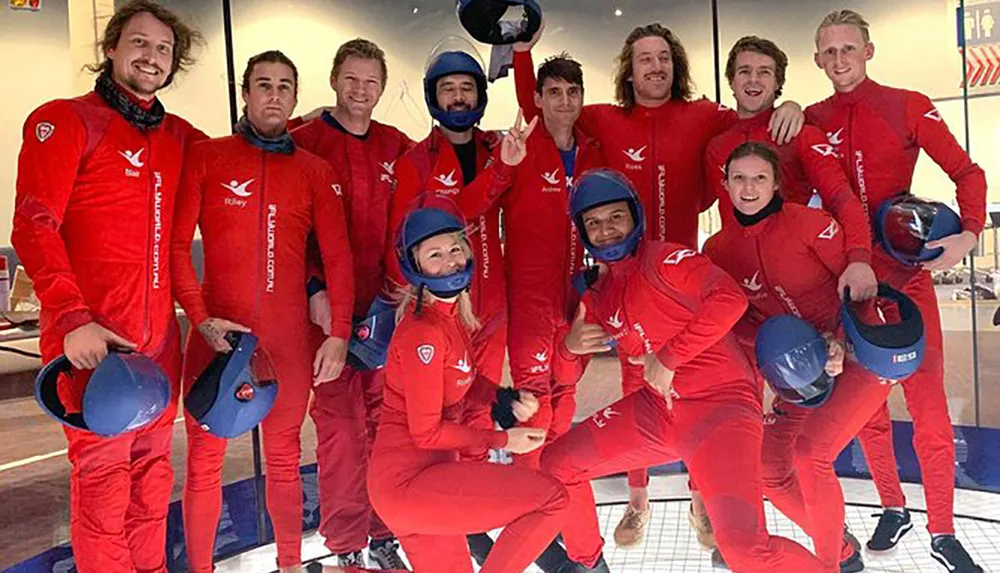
xmin=368 ymin=538 xmax=409 ymax=570
xmin=534 ymin=537 xmax=572 ymax=573
xmin=556 ymin=554 xmax=610 ymax=573
xmin=866 ymin=509 xmax=913 ymax=552
xmin=930 ymin=535 xmax=984 ymax=572
xmin=466 ymin=532 xmax=494 ymax=566
xmin=840 ymin=546 xmax=864 ymax=573
xmin=337 ymin=550 xmax=365 ymax=567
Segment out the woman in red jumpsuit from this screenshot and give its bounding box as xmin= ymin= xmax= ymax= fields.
xmin=539 ymin=168 xmax=823 ymax=573
xmin=367 ymin=203 xmax=570 ymax=573
xmin=170 ymin=52 xmax=355 ymax=572
xmin=703 ymin=142 xmax=891 ymax=573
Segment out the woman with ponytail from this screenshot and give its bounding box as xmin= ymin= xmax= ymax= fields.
xmin=366 ymin=202 xmax=569 ymax=573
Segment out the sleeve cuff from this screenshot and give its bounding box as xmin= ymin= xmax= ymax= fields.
xmin=961 ymin=218 xmax=984 ymax=237
xmin=846 ymin=248 xmax=872 ymax=265
xmin=329 ymin=318 xmax=352 ymax=340
xmin=306 ymin=277 xmax=327 ymax=298
xmin=655 ymin=345 xmax=683 ymax=371
xmin=53 ymin=309 xmax=94 ymax=337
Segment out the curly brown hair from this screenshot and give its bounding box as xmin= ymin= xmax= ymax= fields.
xmin=614 ymin=23 xmax=693 ymax=109
xmin=725 ymin=36 xmax=788 ymax=98
xmin=86 ymin=0 xmax=202 ymax=89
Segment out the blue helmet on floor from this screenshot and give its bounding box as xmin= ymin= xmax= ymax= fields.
xmin=348 ymin=296 xmax=399 ymax=371
xmin=424 ymin=38 xmax=488 ymax=131
xmin=184 ymin=332 xmax=278 ymax=439
xmin=841 ymin=284 xmax=925 ymax=380
xmin=755 ymin=315 xmax=835 ymax=408
xmin=875 ymin=194 xmax=962 ymax=267
xmin=457 ymin=0 xmax=543 ymax=45
xmin=35 ymin=350 xmax=171 ymax=437
xmin=396 ymin=204 xmax=474 ymax=298
xmin=569 ymin=168 xmax=645 ymax=263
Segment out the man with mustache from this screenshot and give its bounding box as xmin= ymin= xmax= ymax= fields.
xmin=292 ymin=38 xmax=412 ymax=570
xmin=807 ymin=10 xmax=985 ymax=572
xmin=512 ymin=24 xmax=807 ymax=546
xmin=11 ymin=1 xmax=205 ymax=571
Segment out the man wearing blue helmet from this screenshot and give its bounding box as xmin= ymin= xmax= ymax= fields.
xmin=537 ymin=168 xmax=823 ymax=572
xmin=385 ymin=39 xmax=537 ymax=462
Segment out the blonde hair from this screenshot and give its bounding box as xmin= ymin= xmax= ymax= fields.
xmin=392 ymin=231 xmax=480 ymax=332
xmin=816 ymin=9 xmax=871 ymax=47
xmin=394 ymin=288 xmax=480 ymax=331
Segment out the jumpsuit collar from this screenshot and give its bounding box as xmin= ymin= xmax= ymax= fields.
xmin=95 ymin=70 xmax=165 ymax=131
xmin=606 ymin=241 xmax=645 ymax=278
xmin=831 ymin=77 xmax=880 ymax=106
xmin=737 ymin=107 xmax=775 ymax=132
xmin=235 ymin=116 xmax=296 ymax=155
xmin=734 ymin=194 xmax=784 ymax=235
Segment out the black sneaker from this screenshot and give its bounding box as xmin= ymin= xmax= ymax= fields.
xmin=866 ymin=509 xmax=913 ymax=552
xmin=555 ymin=554 xmax=610 ymax=573
xmin=337 ymin=549 xmax=365 ymax=567
xmin=369 ymin=537 xmax=409 ymax=570
xmin=930 ymin=535 xmax=984 ymax=572
xmin=840 ymin=546 xmax=864 ymax=573
xmin=467 ymin=532 xmax=494 ymax=566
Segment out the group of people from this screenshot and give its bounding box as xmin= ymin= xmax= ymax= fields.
xmin=11 ymin=1 xmax=987 ymax=573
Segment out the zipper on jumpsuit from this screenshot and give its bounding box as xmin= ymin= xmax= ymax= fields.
xmin=255 ymin=151 xmax=267 ymax=328
xmin=141 ymin=132 xmax=154 ymax=349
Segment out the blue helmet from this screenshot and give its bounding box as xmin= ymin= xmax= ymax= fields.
xmin=457 ymin=0 xmax=543 ymax=45
xmin=184 ymin=332 xmax=278 ymax=439
xmin=348 ymin=296 xmax=399 ymax=371
xmin=875 ymin=194 xmax=962 ymax=266
xmin=569 ymin=168 xmax=645 ymax=262
xmin=755 ymin=315 xmax=835 ymax=408
xmin=35 ymin=350 xmax=171 ymax=437
xmin=841 ymin=284 xmax=925 ymax=380
xmin=395 ymin=205 xmax=474 ymax=298
xmin=424 ymin=45 xmax=487 ymax=132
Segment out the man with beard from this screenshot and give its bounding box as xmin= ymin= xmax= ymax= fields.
xmin=11 ymin=1 xmax=205 ymax=571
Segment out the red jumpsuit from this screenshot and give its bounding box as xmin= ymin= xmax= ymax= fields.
xmin=171 ymin=134 xmax=354 ymax=570
xmin=386 ymin=127 xmax=513 ymax=459
xmin=514 ymin=50 xmax=735 ymax=488
xmin=703 ymin=107 xmax=872 ymax=264
xmin=806 ymin=78 xmax=987 ymax=535
xmin=291 ymin=112 xmax=412 ymax=552
xmin=540 ymin=242 xmax=823 ymax=573
xmin=703 ymin=203 xmax=890 ymax=572
xmin=500 ymin=125 xmax=602 ymax=467
xmin=12 ymin=91 xmax=204 ymax=573
xmin=367 ymin=299 xmax=569 ymax=573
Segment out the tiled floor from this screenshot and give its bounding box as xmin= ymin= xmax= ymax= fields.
xmin=215 ymin=475 xmax=1000 ymax=573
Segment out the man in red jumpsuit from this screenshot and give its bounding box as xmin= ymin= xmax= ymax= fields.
xmin=807 ymin=10 xmax=986 ymax=572
xmin=500 ymin=54 xmax=602 ymax=468
xmin=703 ymin=35 xmax=876 ymax=299
xmin=171 ymin=50 xmax=355 ymax=573
xmin=291 ymin=38 xmax=412 ymax=569
xmin=11 ymin=2 xmax=205 ymax=571
xmin=511 ymin=25 xmax=806 ymax=541
xmin=539 ymin=169 xmax=824 ymax=573
xmin=385 ymin=46 xmax=524 ymax=422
